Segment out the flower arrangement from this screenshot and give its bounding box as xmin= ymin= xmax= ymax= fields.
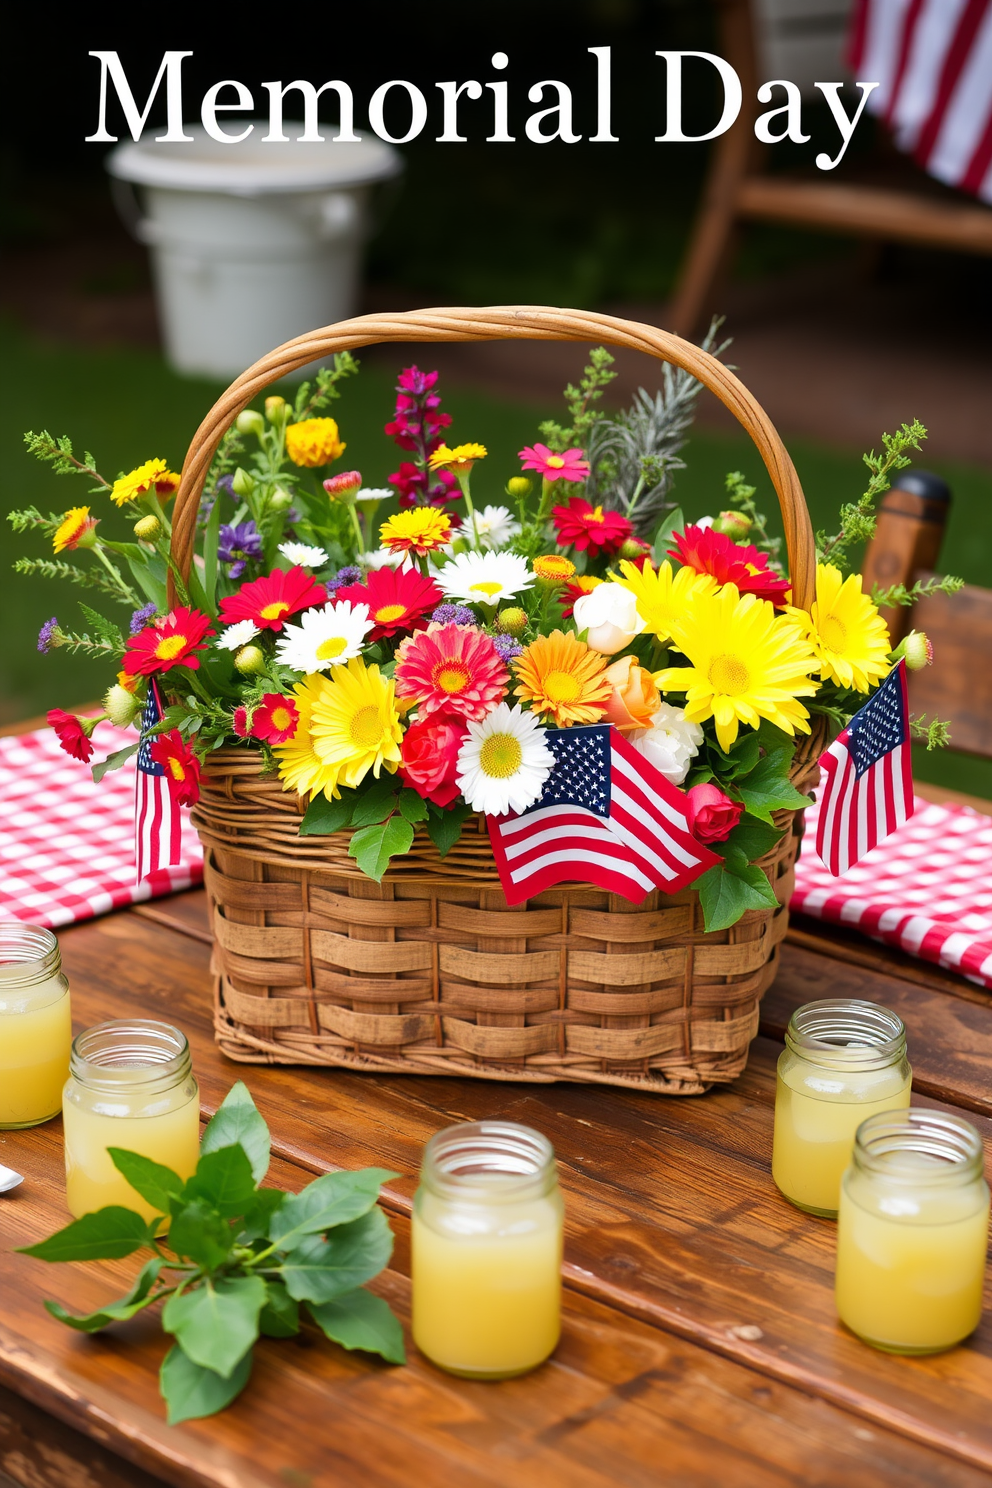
xmin=13 ymin=344 xmax=960 ymax=931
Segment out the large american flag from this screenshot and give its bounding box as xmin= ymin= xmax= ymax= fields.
xmin=487 ymin=724 xmax=719 ymax=906
xmin=815 ymin=660 xmax=915 ymax=877
xmin=135 ymin=680 xmax=182 ymax=884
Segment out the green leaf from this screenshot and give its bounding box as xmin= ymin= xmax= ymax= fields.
xmin=350 ymin=776 xmax=402 ymax=828
xmin=425 ymin=801 xmax=474 ymax=859
xmin=107 ymin=1150 xmax=185 ymax=1215
xmin=78 ymin=602 xmax=124 ymax=648
xmin=239 ymin=1187 xmax=286 ymax=1242
xmin=349 ymin=817 xmax=414 ymax=883
xmin=167 ymin=1200 xmax=234 ymax=1271
xmin=299 ymin=792 xmax=353 ymax=836
xmin=697 ymin=862 xmax=779 ymax=932
xmin=201 ymin=1081 xmax=270 ymax=1184
xmin=651 ymin=506 xmax=685 ymax=565
xmin=726 ymin=731 xmax=762 ymax=778
xmin=736 ymin=750 xmax=810 ymax=824
xmin=104 ymin=542 xmax=169 ymax=610
xmin=259 ymin=1281 xmax=300 ymax=1338
xmin=162 ymin=1275 xmax=267 ymax=1378
xmin=202 ymin=485 xmax=223 ymax=612
xmin=269 ymin=1168 xmax=397 ymax=1248
xmin=160 ymin=1344 xmax=252 ymax=1426
xmin=91 ymin=742 xmax=140 ymax=784
xmin=17 ymin=1207 xmax=152 ymax=1262
xmin=308 ymin=1288 xmax=405 ymax=1365
xmin=398 ymin=789 xmax=429 ymax=825
xmin=44 ymin=1257 xmax=165 ymax=1333
xmin=184 ymin=1144 xmax=258 ymax=1218
xmin=279 ymin=1208 xmax=394 ymax=1304
xmin=722 ymin=814 xmax=783 ymax=864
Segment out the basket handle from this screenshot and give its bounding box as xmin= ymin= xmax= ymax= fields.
xmin=168 ymin=306 xmax=815 ymax=610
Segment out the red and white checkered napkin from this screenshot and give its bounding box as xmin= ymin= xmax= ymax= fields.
xmin=792 ymin=791 xmax=992 ymax=990
xmin=0 ymin=724 xmax=202 ymax=930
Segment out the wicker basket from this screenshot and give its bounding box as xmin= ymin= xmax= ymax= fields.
xmin=170 ymin=306 xmax=822 ymax=1094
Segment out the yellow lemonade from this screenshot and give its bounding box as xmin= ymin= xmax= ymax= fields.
xmin=0 ymin=926 xmax=72 ymax=1129
xmin=836 ymin=1109 xmax=990 ymax=1355
xmin=412 ymin=1121 xmax=564 ymax=1378
xmin=62 ymin=1019 xmax=199 ymax=1221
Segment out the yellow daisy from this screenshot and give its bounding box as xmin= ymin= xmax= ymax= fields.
xmin=285 ymin=417 xmax=346 ymax=468
xmin=274 ymin=682 xmax=341 ymax=803
xmin=110 ymin=458 xmax=178 ymax=508
xmin=308 ymin=657 xmax=403 ymax=790
xmin=655 ymin=584 xmax=820 ymax=751
xmin=52 ymin=506 xmax=97 ymax=553
xmin=611 ymin=559 xmax=717 ymax=644
xmin=532 ymin=554 xmax=576 ymax=585
xmin=428 ymin=442 xmax=488 ymax=473
xmin=379 ymin=507 xmax=452 ymax=555
xmin=513 ymin=629 xmax=612 ymax=727
xmin=786 ymin=563 xmax=891 ymax=693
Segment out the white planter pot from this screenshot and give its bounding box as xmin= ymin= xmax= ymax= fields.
xmin=107 ymin=125 xmax=402 ymax=378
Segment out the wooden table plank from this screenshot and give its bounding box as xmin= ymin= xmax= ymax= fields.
xmin=0 ymin=906 xmax=988 ymax=1480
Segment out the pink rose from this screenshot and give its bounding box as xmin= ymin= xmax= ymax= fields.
xmin=399 ymin=714 xmax=467 ymax=808
xmin=685 ymin=783 xmax=743 ymax=844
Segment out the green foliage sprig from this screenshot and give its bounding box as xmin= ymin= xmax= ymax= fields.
xmin=538 ymin=346 xmax=617 ymax=453
xmin=17 ymin=1083 xmax=404 ymax=1425
xmin=871 ymin=573 xmax=965 ymax=608
xmin=910 ymin=713 xmax=952 ymax=751
xmin=723 ymin=470 xmax=783 ymax=571
xmin=22 ymin=431 xmax=112 ymax=492
xmin=816 ymin=420 xmax=927 ymax=572
xmin=292 ymin=352 xmax=361 ymax=422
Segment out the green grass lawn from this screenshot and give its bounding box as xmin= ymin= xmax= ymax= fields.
xmin=2 ymin=320 xmax=989 ymax=798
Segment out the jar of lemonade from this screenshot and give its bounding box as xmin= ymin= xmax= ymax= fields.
xmin=836 ymin=1108 xmax=990 ymax=1354
xmin=63 ymin=1020 xmax=200 ymax=1220
xmin=412 ymin=1120 xmax=564 ymax=1379
xmin=0 ymin=923 xmax=72 ymax=1129
xmin=773 ymin=998 xmax=911 ymax=1217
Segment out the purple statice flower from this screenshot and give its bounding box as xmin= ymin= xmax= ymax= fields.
xmin=130 ymin=602 xmax=158 ymax=636
xmin=37 ymin=617 xmax=59 ymax=653
xmin=327 ymin=565 xmax=362 ymax=592
xmin=215 ymin=474 xmax=236 ymax=499
xmin=492 ymin=633 xmax=524 ymax=662
xmin=218 ymin=520 xmax=262 ymax=579
xmin=431 ymin=604 xmax=474 ymax=627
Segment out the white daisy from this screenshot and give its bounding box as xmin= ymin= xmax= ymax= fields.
xmin=354 ymin=487 xmax=392 ymax=505
xmin=215 ymin=619 xmax=260 ymax=651
xmin=456 ymin=703 xmax=554 ymax=816
xmin=436 ymin=550 xmax=534 ymax=607
xmin=471 ymin=504 xmax=520 ymax=550
xmin=627 ymin=703 xmax=703 ymax=785
xmin=279 ymin=541 xmax=329 ymax=568
xmin=274 ymin=600 xmax=374 ymax=673
xmin=362 ymin=546 xmax=413 ymax=571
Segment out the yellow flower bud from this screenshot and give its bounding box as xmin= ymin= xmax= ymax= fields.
xmin=103 ymin=683 xmax=140 ymax=727
xmin=265 ymin=396 xmax=288 ymax=424
xmin=234 ymin=643 xmax=266 ymax=676
xmin=711 ymin=510 xmax=753 ymax=540
xmin=893 ymin=630 xmax=933 ymax=671
xmin=506 ymin=476 xmax=533 ymax=499
xmin=236 ymin=409 xmax=265 ymax=438
xmin=133 ymin=514 xmax=162 ymax=542
xmin=496 ymin=607 xmax=527 ymax=636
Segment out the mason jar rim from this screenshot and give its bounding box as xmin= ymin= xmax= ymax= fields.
xmin=421 ymin=1120 xmax=556 ymax=1201
xmin=70 ymin=1019 xmax=191 ymax=1095
xmin=785 ymin=998 xmax=906 ymax=1072
xmin=853 ymin=1107 xmax=984 ymax=1185
xmin=0 ymin=923 xmax=61 ymax=987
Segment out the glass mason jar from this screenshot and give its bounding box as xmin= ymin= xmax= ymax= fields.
xmin=62 ymin=1020 xmax=200 ymax=1221
xmin=0 ymin=923 xmax=72 ymax=1129
xmin=836 ymin=1108 xmax=990 ymax=1354
xmin=412 ymin=1120 xmax=565 ymax=1379
xmin=772 ymin=998 xmax=911 ymax=1217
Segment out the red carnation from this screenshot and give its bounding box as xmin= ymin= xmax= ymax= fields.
xmin=552 ymin=497 xmax=633 ymax=556
xmin=669 ymin=526 xmax=791 ymax=606
xmin=398 ymin=714 xmax=468 ymax=808
xmin=336 ymin=565 xmax=442 ymax=641
xmin=150 ymin=729 xmax=201 ymax=808
xmin=219 ymin=566 xmax=326 ymax=633
xmin=122 ymin=607 xmax=215 ymax=677
xmin=48 ymin=709 xmax=97 ymax=763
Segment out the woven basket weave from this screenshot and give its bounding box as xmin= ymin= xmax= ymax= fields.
xmin=171 ymin=306 xmax=822 ymax=1094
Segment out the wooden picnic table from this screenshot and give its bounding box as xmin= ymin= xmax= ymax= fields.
xmin=2 ymin=792 xmax=992 ymax=1488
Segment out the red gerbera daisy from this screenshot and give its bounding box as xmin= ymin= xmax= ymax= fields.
xmin=150 ymin=729 xmax=201 ymax=807
xmin=251 ymin=694 xmax=299 ymax=745
xmin=668 ymin=526 xmax=791 ymax=605
xmin=122 ymin=607 xmax=215 ymax=677
xmin=552 ymin=498 xmax=632 ymax=556
xmin=219 ymin=566 xmax=327 ymax=633
xmin=394 ymin=624 xmax=508 ymax=721
xmin=336 ymin=565 xmax=443 ymax=641
xmin=48 ymin=709 xmax=98 ymax=763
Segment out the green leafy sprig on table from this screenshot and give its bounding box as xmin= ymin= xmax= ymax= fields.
xmin=17 ymin=1083 xmax=405 ymax=1425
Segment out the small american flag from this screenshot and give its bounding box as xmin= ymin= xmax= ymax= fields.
xmin=487 ymin=724 xmax=719 ymax=906
xmin=135 ymin=680 xmax=182 ymax=884
xmin=815 ymin=660 xmax=915 ymax=877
